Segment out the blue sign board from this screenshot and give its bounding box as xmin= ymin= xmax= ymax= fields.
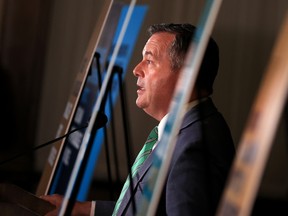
xmin=48 ymin=4 xmax=148 ymax=201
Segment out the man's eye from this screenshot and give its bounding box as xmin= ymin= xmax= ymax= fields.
xmin=147 ymin=60 xmax=151 ymax=64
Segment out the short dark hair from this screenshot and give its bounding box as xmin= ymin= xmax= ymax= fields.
xmin=148 ymin=23 xmax=219 ymax=94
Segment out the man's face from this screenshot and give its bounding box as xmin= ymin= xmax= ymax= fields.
xmin=133 ymin=32 xmax=180 ymax=121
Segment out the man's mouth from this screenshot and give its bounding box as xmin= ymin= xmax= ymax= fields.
xmin=137 ymin=85 xmax=144 ymax=94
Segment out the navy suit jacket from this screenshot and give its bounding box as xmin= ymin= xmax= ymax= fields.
xmin=95 ymin=98 xmax=235 ymax=215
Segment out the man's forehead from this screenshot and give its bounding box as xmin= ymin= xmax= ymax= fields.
xmin=142 ymin=41 xmax=158 ymax=56
xmin=142 ymin=33 xmax=174 ymax=56
xmin=142 ymin=47 xmax=154 ymax=56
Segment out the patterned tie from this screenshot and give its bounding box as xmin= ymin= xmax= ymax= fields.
xmin=112 ymin=126 xmax=158 ymax=215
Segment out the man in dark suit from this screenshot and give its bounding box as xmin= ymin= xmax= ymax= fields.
xmin=42 ymin=23 xmax=235 ymax=216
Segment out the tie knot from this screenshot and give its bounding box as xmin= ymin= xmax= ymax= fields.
xmin=148 ymin=126 xmax=158 ymax=141
xmin=139 ymin=126 xmax=158 ymax=154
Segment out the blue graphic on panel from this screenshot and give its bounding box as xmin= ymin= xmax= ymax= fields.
xmin=48 ymin=5 xmax=148 ymax=201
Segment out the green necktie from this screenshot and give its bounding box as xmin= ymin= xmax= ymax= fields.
xmin=112 ymin=126 xmax=158 ymax=216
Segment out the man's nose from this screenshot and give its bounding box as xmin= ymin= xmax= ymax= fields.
xmin=133 ymin=62 xmax=143 ymax=77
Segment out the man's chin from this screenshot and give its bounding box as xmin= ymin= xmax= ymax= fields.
xmin=136 ymin=99 xmax=146 ymax=109
xmin=136 ymin=103 xmax=143 ymax=109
